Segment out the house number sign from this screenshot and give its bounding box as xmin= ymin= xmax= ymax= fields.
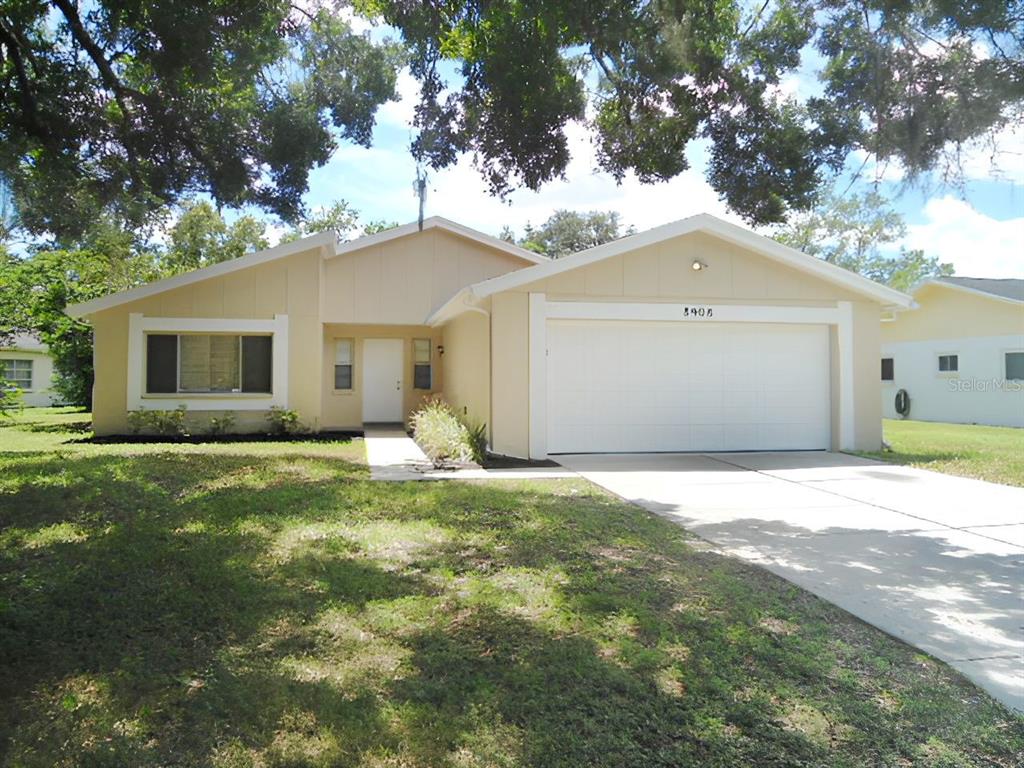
xmin=682 ymin=305 xmax=713 ymax=318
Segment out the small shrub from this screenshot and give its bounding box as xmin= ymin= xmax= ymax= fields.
xmin=126 ymin=405 xmax=189 ymax=436
xmin=267 ymin=406 xmax=303 ymax=435
xmin=207 ymin=413 xmax=237 ymax=436
xmin=410 ymin=397 xmax=486 ymax=468
xmin=0 ymin=379 xmax=23 ymax=418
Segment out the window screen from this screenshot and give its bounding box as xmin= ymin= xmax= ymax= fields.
xmin=242 ymin=336 xmax=273 ymax=392
xmin=334 ymin=340 xmax=353 ymax=390
xmin=938 ymin=354 xmax=958 ymax=372
xmin=180 ymin=335 xmax=240 ymax=391
xmin=146 ymin=335 xmax=178 ymax=393
xmin=1006 ymin=352 xmax=1024 ymax=381
xmin=413 ymin=339 xmax=432 ymax=390
xmin=881 ymin=357 xmax=894 ymax=381
xmin=1 ymin=359 xmax=32 ymax=389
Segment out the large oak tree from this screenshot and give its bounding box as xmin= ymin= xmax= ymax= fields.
xmin=0 ymin=1 xmax=402 ymax=237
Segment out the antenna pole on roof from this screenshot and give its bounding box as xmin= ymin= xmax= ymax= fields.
xmin=414 ymin=165 xmax=427 ymax=231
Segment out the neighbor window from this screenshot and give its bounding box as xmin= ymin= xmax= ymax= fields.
xmin=938 ymin=354 xmax=959 ymax=373
xmin=334 ymin=339 xmax=353 ymax=390
xmin=881 ymin=357 xmax=894 ymax=382
xmin=1 ymin=359 xmax=32 ymax=390
xmin=413 ymin=339 xmax=432 ymax=389
xmin=1006 ymin=352 xmax=1024 ymax=381
xmin=145 ymin=334 xmax=272 ymax=394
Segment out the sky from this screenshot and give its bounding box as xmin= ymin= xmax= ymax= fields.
xmin=290 ymin=22 xmax=1024 ymax=280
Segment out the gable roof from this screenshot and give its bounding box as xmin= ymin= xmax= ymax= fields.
xmin=1 ymin=333 xmax=47 ymax=352
xmin=928 ymin=276 xmax=1024 ymax=304
xmin=427 ymin=213 xmax=913 ymax=324
xmin=66 ymin=230 xmax=338 ymax=318
xmin=329 ymin=216 xmax=548 ymax=265
xmin=67 ymin=218 xmax=546 ymax=318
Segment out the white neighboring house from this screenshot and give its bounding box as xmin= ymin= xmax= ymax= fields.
xmin=0 ymin=333 xmax=62 ymax=407
xmin=881 ymin=277 xmax=1024 ymax=427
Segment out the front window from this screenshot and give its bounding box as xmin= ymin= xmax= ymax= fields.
xmin=881 ymin=357 xmax=894 ymax=382
xmin=938 ymin=354 xmax=958 ymax=373
xmin=413 ymin=339 xmax=432 ymax=389
xmin=1 ymin=359 xmax=32 ymax=390
xmin=334 ymin=339 xmax=353 ymax=390
xmin=146 ymin=334 xmax=272 ymax=394
xmin=1006 ymin=352 xmax=1024 ymax=381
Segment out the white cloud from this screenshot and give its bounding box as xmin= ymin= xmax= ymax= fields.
xmin=901 ymin=198 xmax=1024 ymax=278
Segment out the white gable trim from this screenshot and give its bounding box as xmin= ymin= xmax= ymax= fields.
xmin=67 ymin=232 xmax=337 ymax=318
xmin=463 ymin=213 xmax=913 ymax=309
xmin=329 ymin=216 xmax=548 ymax=265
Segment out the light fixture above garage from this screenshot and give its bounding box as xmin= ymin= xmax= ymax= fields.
xmin=691 ymin=259 xmax=708 ymax=271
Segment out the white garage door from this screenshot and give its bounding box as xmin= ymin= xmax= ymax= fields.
xmin=546 ymin=320 xmax=831 ymax=453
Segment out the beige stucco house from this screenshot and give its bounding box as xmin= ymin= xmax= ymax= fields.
xmin=1 ymin=334 xmax=61 ymax=407
xmin=881 ymin=277 xmax=1024 ymax=427
xmin=68 ymin=214 xmax=912 ymax=457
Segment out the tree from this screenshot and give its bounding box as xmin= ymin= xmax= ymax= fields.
xmin=362 ymin=220 xmax=400 ymax=235
xmin=774 ymin=187 xmax=953 ymax=290
xmin=0 ymin=2 xmax=403 ymax=238
xmin=366 ymin=0 xmax=1023 ymax=224
xmin=509 ymin=210 xmax=633 ymax=258
xmin=164 ymin=201 xmax=268 ymax=275
xmin=0 ymin=219 xmax=160 ymax=407
xmin=282 ymin=201 xmax=361 ymax=242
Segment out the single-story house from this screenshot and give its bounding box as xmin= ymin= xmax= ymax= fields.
xmin=880 ymin=277 xmax=1024 ymax=427
xmin=0 ymin=333 xmax=61 ymax=407
xmin=67 ymin=214 xmax=912 ymax=457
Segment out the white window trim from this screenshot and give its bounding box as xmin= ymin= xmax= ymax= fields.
xmin=413 ymin=338 xmax=433 ymax=390
xmin=2 ymin=358 xmax=34 ymax=391
xmin=128 ymin=314 xmax=288 ymax=411
xmin=333 ymin=338 xmax=354 ymax=392
xmin=527 ymin=297 xmax=857 ymax=459
xmin=936 ymin=351 xmax=960 ymax=377
xmin=1004 ymin=349 xmax=1024 ymax=382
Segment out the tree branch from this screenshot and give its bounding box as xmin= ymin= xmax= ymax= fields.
xmin=0 ymin=17 xmax=48 ymax=140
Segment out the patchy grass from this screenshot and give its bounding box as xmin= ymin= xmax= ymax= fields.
xmin=860 ymin=418 xmax=1024 ymax=487
xmin=1 ymin=408 xmax=1021 ymax=766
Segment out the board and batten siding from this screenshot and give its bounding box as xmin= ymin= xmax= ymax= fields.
xmin=90 ymin=244 xmax=326 ymax=435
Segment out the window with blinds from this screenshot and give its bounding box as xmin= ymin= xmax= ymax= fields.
xmin=413 ymin=339 xmax=432 ymax=389
xmin=1 ymin=359 xmax=32 ymax=390
xmin=334 ymin=339 xmax=353 ymax=390
xmin=146 ymin=334 xmax=272 ymax=394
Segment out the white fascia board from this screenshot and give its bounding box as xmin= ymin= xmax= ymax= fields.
xmin=912 ymin=279 xmax=1024 ymax=307
xmin=330 ymin=216 xmax=549 ymax=265
xmin=424 ymin=287 xmax=473 ymax=327
xmin=67 ymin=231 xmax=337 ymax=318
xmin=467 ymin=213 xmax=914 ymax=309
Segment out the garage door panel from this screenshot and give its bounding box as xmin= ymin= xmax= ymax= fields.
xmin=546 ymin=320 xmax=830 ymax=453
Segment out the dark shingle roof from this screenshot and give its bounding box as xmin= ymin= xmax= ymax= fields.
xmin=936 ymin=276 xmax=1024 ymax=303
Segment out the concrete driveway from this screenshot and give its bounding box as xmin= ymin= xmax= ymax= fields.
xmin=557 ymin=451 xmax=1024 ymax=711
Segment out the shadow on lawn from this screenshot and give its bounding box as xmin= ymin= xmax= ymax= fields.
xmin=1 ymin=450 xmax=1021 ymax=766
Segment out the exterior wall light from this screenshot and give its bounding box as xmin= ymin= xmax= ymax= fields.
xmin=692 ymin=259 xmax=708 ymax=271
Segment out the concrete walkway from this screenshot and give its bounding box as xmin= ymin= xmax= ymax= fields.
xmin=363 ymin=427 xmax=576 ymax=481
xmin=558 ymin=451 xmax=1024 ymax=711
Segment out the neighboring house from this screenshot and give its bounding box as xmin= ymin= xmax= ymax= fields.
xmin=0 ymin=334 xmax=61 ymax=407
xmin=67 ymin=214 xmax=912 ymax=456
xmin=880 ymin=277 xmax=1024 ymax=427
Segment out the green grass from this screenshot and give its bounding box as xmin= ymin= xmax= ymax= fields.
xmin=860 ymin=418 xmax=1024 ymax=487
xmin=1 ymin=408 xmax=1021 ymax=767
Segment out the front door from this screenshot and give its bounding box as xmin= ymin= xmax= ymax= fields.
xmin=362 ymin=338 xmax=404 ymax=422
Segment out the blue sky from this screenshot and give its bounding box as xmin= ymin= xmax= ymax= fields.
xmin=286 ymin=18 xmax=1024 ymax=279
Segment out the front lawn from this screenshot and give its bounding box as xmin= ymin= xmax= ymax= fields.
xmin=860 ymin=418 xmax=1024 ymax=487
xmin=2 ymin=408 xmax=1021 ymax=766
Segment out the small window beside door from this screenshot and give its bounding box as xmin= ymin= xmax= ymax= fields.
xmin=334 ymin=339 xmax=353 ymax=390
xmin=937 ymin=354 xmax=958 ymax=373
xmin=1006 ymin=352 xmax=1024 ymax=381
xmin=413 ymin=339 xmax=432 ymax=390
xmin=881 ymin=357 xmax=894 ymax=382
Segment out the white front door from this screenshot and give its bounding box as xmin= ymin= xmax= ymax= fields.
xmin=362 ymin=338 xmax=404 ymax=422
xmin=546 ymin=320 xmax=831 ymax=453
